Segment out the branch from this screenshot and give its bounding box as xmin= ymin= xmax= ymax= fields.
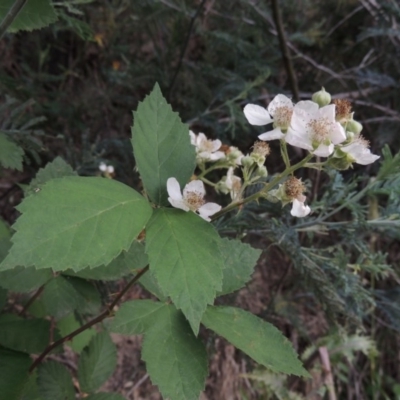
xmin=270 ymin=0 xmax=299 ymax=101
xmin=0 ymin=0 xmax=28 ymax=40
xmin=29 ymin=265 xmax=149 ymax=372
xmin=19 ymin=285 xmax=45 ymax=316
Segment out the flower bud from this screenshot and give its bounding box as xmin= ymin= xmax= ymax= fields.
xmin=347 ymin=118 xmax=363 ymax=135
xmin=241 ymin=155 xmax=255 ymax=168
xmin=312 ymin=87 xmax=331 ymax=107
xmin=256 ymin=165 xmax=268 ymax=177
xmin=327 ymin=153 xmax=353 ymax=170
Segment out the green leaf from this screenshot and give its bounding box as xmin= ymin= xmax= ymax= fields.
xmin=57 ymin=314 xmax=97 ymax=353
xmin=85 ymin=394 xmax=126 ymax=400
xmin=139 ymin=268 xmax=168 ymax=301
xmin=0 ymin=314 xmax=50 ymax=353
xmin=41 ymin=276 xmax=81 ymax=319
xmin=202 ymin=306 xmax=309 ymax=377
xmin=0 ymin=0 xmax=58 ymax=33
xmin=26 ymin=156 xmax=76 ymax=196
xmin=77 ymin=332 xmax=117 ymax=393
xmin=0 ymin=132 xmax=24 ymax=170
xmin=0 ymin=347 xmax=31 ymax=400
xmin=0 ymin=176 xmax=152 ymax=272
xmin=0 ymin=266 xmax=52 ymax=292
xmin=111 ymin=299 xmax=166 ymax=335
xmin=142 ymin=304 xmax=208 ymax=400
xmin=0 ymin=287 xmax=7 ymax=311
xmin=37 ymin=361 xmax=75 ymax=400
xmin=131 ymin=83 xmax=196 ymax=205
xmin=218 ymin=238 xmax=262 ymax=295
xmin=65 ymin=277 xmax=101 ymax=315
xmin=66 ymin=241 xmax=148 ymax=281
xmin=0 ymin=218 xmax=12 ymax=262
xmin=20 ymin=370 xmax=43 ymax=400
xmin=145 ymin=208 xmax=224 ymax=334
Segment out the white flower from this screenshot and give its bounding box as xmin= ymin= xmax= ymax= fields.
xmin=291 ymin=196 xmax=311 ymax=218
xmin=99 ymin=162 xmax=114 ymax=175
xmin=167 ymin=177 xmax=221 ymax=221
xmin=189 ymin=131 xmax=225 ymax=162
xmin=99 ymin=162 xmax=107 ymax=172
xmin=225 ymin=167 xmax=242 ymax=201
xmin=340 ymin=137 xmax=380 ymax=165
xmin=285 ymin=101 xmax=346 ymax=157
xmin=243 ymin=94 xmax=294 ymax=141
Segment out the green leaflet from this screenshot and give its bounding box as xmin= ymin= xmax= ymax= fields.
xmin=0 ymin=266 xmax=52 ymax=292
xmin=77 ymin=332 xmax=117 ymax=393
xmin=37 ymin=361 xmax=75 ymax=400
xmin=0 ymin=132 xmax=24 ymax=170
xmin=218 ymin=237 xmax=262 ymax=296
xmin=0 ymin=176 xmax=152 ymax=272
xmin=131 ymin=83 xmax=196 ymax=205
xmin=202 ymin=306 xmax=310 ymax=377
xmin=145 ymin=208 xmax=224 ymax=335
xmin=0 ymin=0 xmax=57 ymax=33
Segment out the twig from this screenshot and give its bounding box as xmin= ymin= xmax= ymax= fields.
xmin=29 ymin=265 xmax=149 ymax=372
xmin=19 ymin=285 xmax=45 ymax=316
xmin=318 ymin=346 xmax=337 ymax=400
xmin=0 ymin=0 xmax=28 ymax=40
xmin=270 ymin=0 xmax=299 ymax=102
xmin=167 ymin=0 xmax=207 ymax=101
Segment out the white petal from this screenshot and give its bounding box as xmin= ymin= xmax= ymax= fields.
xmin=291 ymin=199 xmax=311 ymax=218
xmin=197 ymin=133 xmax=208 ymax=147
xmin=210 ymin=139 xmax=222 ymax=152
xmin=243 ymin=104 xmax=273 ymax=126
xmin=290 ymin=107 xmax=310 ymax=132
xmin=295 ymin=100 xmax=319 ymax=114
xmin=354 ymin=153 xmax=380 ymax=165
xmin=258 ymin=127 xmax=285 ymax=141
xmin=168 ymin=197 xmax=190 ymax=212
xmin=167 ymin=177 xmax=183 ymax=200
xmin=313 ymin=143 xmax=334 ymax=157
xmin=341 ymin=142 xmax=380 ymax=165
xmin=184 ymin=180 xmax=205 ymax=197
xmin=285 ymin=128 xmax=313 ymax=151
xmin=329 ymin=123 xmax=346 ymax=144
xmin=189 ymin=131 xmax=197 ymax=145
xmin=268 ymin=94 xmax=293 ymax=115
xmin=318 ymin=104 xmax=335 ymax=120
xmin=198 ymin=202 xmax=222 ymax=221
xmin=206 ymin=151 xmax=225 ymax=161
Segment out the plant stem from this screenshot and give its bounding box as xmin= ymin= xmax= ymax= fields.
xmin=280 ymin=140 xmax=291 ymax=168
xmin=29 ymin=265 xmax=149 ymax=373
xmin=19 ymin=285 xmax=45 ymax=316
xmin=0 ymin=0 xmax=28 ymax=39
xmin=211 ymin=153 xmax=313 ymax=220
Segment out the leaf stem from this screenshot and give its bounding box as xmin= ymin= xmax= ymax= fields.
xmin=0 ymin=0 xmax=28 ymax=39
xmin=29 ymin=265 xmax=149 ymax=373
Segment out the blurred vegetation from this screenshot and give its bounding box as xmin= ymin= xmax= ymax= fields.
xmin=1 ymin=0 xmax=399 ymax=399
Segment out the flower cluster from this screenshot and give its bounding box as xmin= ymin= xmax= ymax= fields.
xmin=99 ymin=162 xmax=114 ymax=178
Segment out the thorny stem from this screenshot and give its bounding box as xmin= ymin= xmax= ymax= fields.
xmin=211 ymin=153 xmax=313 ymax=220
xmin=0 ymin=0 xmax=28 ymax=39
xmin=29 ymin=265 xmax=149 ymax=373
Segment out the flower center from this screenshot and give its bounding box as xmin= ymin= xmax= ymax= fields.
xmin=252 ymin=141 xmax=271 ymax=157
xmin=284 ymin=176 xmax=305 ymax=200
xmin=307 ymin=118 xmax=332 ymax=143
xmin=184 ymin=191 xmax=205 ymax=211
xmin=273 ymin=106 xmax=293 ymax=129
xmin=201 ymin=140 xmax=216 ymax=153
xmin=333 ymin=99 xmax=352 ymax=121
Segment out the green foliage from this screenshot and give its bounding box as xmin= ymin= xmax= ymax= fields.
xmin=0 ymin=347 xmax=31 ymax=400
xmin=202 ymin=306 xmax=309 ymax=377
xmin=145 ymin=208 xmax=224 ymax=335
xmin=37 ymin=361 xmax=75 ymax=400
xmin=131 ymin=83 xmax=196 ymax=206
xmin=0 ymin=132 xmax=24 ymax=170
xmin=218 ymin=237 xmax=262 ymax=296
xmin=85 ymin=394 xmax=126 ymax=400
xmin=0 ymin=287 xmax=6 ymax=310
xmin=0 ymin=176 xmax=152 ymax=271
xmin=0 ymin=266 xmax=52 ymax=292
xmin=0 ymin=0 xmax=57 ymax=33
xmin=77 ymin=332 xmax=117 ymax=393
xmin=0 ymin=314 xmax=50 ymax=353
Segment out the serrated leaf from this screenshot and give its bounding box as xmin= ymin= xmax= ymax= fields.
xmin=37 ymin=361 xmax=75 ymax=400
xmin=0 ymin=347 xmax=31 ymax=400
xmin=66 ymin=241 xmax=148 ymax=281
xmin=139 ymin=268 xmax=167 ymax=301
xmin=142 ymin=304 xmax=208 ymax=400
xmin=26 ymin=156 xmax=76 ymax=196
xmin=131 ymin=83 xmax=196 ymax=205
xmin=41 ymin=276 xmax=81 ymax=319
xmin=85 ymin=393 xmax=126 ymax=400
xmin=0 ymin=314 xmax=50 ymax=353
xmin=65 ymin=277 xmax=101 ymax=315
xmin=57 ymin=314 xmax=96 ymax=353
xmin=78 ymin=332 xmax=117 ymax=393
xmin=218 ymin=238 xmax=262 ymax=295
xmin=202 ymin=306 xmax=309 ymax=377
xmin=0 ymin=176 xmax=152 ymax=272
xmin=0 ymin=0 xmax=58 ymax=33
xmin=0 ymin=266 xmax=52 ymax=293
xmin=20 ymin=370 xmax=43 ymax=400
xmin=145 ymin=208 xmax=224 ymax=335
xmin=111 ymin=299 xmax=166 ymax=335
xmin=0 ymin=132 xmax=24 ymax=170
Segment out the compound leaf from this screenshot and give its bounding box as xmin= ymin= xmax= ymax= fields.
xmin=38 ymin=361 xmax=75 ymax=400
xmin=0 ymin=0 xmax=57 ymax=33
xmin=78 ymin=332 xmax=117 ymax=393
xmin=202 ymin=306 xmax=309 ymax=377
xmin=145 ymin=208 xmax=224 ymax=335
xmin=0 ymin=266 xmax=52 ymax=293
xmin=131 ymin=83 xmax=195 ymax=205
xmin=0 ymin=176 xmax=152 ymax=272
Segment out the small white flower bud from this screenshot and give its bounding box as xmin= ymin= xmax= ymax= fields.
xmin=347 ymin=119 xmax=363 ymax=135
xmin=312 ymin=87 xmax=331 ymax=107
